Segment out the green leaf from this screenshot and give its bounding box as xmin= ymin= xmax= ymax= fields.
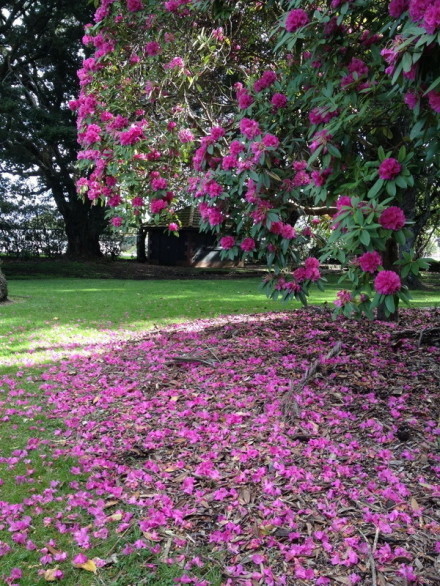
xmin=386 ymin=181 xmax=397 ymax=197
xmin=360 ymin=230 xmax=371 ymax=246
xmin=394 ymin=230 xmax=406 ymax=245
xmin=395 ymin=176 xmax=408 ymax=188
xmin=398 ymin=145 xmax=407 ymax=162
xmin=327 ymin=144 xmax=342 ymax=158
xmin=402 ymin=52 xmax=413 ymax=73
xmin=410 ymin=119 xmax=425 ymax=140
xmin=423 ymin=76 xmax=440 ymax=95
xmin=368 ymin=178 xmax=384 ymax=199
xmin=385 ymin=295 xmax=395 ymax=314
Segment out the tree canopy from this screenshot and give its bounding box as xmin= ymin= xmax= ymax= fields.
xmin=0 ymin=0 xmax=107 ymax=257
xmin=74 ymin=0 xmax=439 ymax=318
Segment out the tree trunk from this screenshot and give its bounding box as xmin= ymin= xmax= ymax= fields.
xmin=64 ymin=203 xmax=106 ymax=258
xmin=0 ymin=267 xmax=8 ymax=302
xmin=136 ymin=226 xmax=147 ymax=263
xmin=377 ymin=238 xmax=399 ymax=322
xmin=45 ymin=168 xmax=107 ymax=259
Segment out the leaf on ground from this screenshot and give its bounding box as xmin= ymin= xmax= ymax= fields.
xmin=73 ymin=559 xmax=97 ymax=573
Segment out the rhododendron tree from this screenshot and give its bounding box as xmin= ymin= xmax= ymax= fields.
xmin=75 ymin=0 xmax=439 ymax=320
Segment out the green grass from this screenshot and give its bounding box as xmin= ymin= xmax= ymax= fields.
xmin=1 ymin=275 xmax=439 ymax=374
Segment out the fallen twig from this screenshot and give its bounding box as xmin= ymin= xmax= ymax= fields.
xmin=358 ymin=527 xmax=378 ymax=586
xmin=166 ymin=355 xmax=217 ymax=367
xmin=283 ymin=341 xmax=343 ymax=418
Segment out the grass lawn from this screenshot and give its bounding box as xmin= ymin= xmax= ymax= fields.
xmin=1 ymin=274 xmax=439 ymax=373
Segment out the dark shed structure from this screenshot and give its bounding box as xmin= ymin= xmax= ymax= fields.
xmin=144 ymin=206 xmax=230 ymax=267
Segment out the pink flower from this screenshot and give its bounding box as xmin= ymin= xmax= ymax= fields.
xmin=374 ymin=270 xmax=402 ymax=295
xmin=336 ymin=195 xmax=352 ymax=208
xmin=237 ymin=91 xmax=254 ymax=109
xmin=334 ymin=290 xmax=352 ymax=307
xmin=229 ymin=141 xmax=245 ymax=156
xmin=127 ymin=0 xmax=143 ymax=11
xmin=409 ymin=0 xmax=430 ymax=22
xmin=110 ymin=216 xmax=123 ymax=227
xmin=145 ymin=41 xmax=161 ymax=56
xmin=239 ymin=118 xmax=261 ymax=139
xmin=164 ymin=57 xmax=184 ymax=69
xmin=119 ymin=127 xmax=144 ymax=145
xmin=222 ymin=155 xmax=238 ymax=170
xmin=178 ymin=129 xmax=195 ymax=143
xmin=151 ymin=177 xmax=168 ymax=190
xmin=293 ymin=267 xmax=307 ymax=282
xmin=427 ymin=90 xmax=440 ymax=113
xmin=240 ymin=237 xmax=256 ymax=251
xmin=150 ymin=199 xmax=167 ymax=214
xmin=210 ymin=126 xmax=226 ymax=141
xmin=220 ymin=236 xmax=236 ymax=249
xmin=378 ymin=158 xmax=402 ymax=180
xmin=358 ymin=251 xmax=382 ymax=273
xmin=9 ymin=568 xmax=22 ymax=580
xmin=280 ymin=223 xmax=296 ymax=239
xmin=271 ymin=93 xmax=287 ymax=109
xmin=285 ymin=9 xmax=309 ymax=32
xmin=81 ymin=124 xmax=101 ymax=145
xmin=131 ymin=196 xmax=143 ymax=207
xmin=168 ymin=223 xmax=179 ymax=232
xmin=396 ymin=564 xmax=418 ymax=582
xmin=207 ymin=208 xmax=224 ymax=226
xmin=253 ymin=70 xmax=277 ymax=92
xmin=389 ymin=0 xmax=409 ymax=18
xmin=262 ymin=133 xmax=279 ymax=149
xmin=305 ymin=257 xmax=320 ymax=269
xmin=73 ymin=553 xmax=89 ymax=565
xmin=379 ymin=206 xmax=406 ymax=230
xmin=404 ymin=92 xmax=419 ymax=109
xmin=423 ymin=2 xmax=440 ymax=33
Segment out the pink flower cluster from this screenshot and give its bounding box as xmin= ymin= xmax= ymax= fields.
xmin=374 ymin=270 xmax=402 ymax=294
xmin=199 ymin=203 xmax=224 ymax=226
xmin=150 ymin=198 xmax=168 ymax=214
xmin=127 ymin=0 xmax=143 ymax=11
xmin=388 ymin=0 xmax=409 ymax=18
xmin=357 ymin=251 xmax=382 ymax=273
xmin=270 ymin=222 xmax=297 ymax=240
xmin=253 ymin=70 xmax=277 ymax=93
xmin=119 ymin=126 xmax=144 ymax=145
xmin=145 ymin=41 xmax=161 ymax=56
xmin=271 ymin=93 xmax=287 ymax=110
xmin=378 ymin=158 xmax=402 ymax=180
xmin=178 ymin=129 xmax=195 ymax=143
xmin=379 ymin=206 xmax=406 ymax=230
xmin=220 ymin=236 xmax=236 ymax=249
xmin=293 ymin=257 xmax=321 ymax=283
xmin=110 ymin=216 xmax=123 ymax=227
xmin=151 ymin=177 xmax=168 ymax=190
xmin=239 ymin=118 xmax=261 ymax=140
xmin=235 ymin=83 xmax=254 ymax=110
xmin=409 ymin=0 xmax=440 ymax=33
xmin=284 ymin=9 xmax=309 ymax=32
xmin=309 ymin=107 xmax=338 ymax=125
xmin=334 ymin=289 xmax=353 ymax=307
xmin=240 ymin=237 xmax=256 ymax=251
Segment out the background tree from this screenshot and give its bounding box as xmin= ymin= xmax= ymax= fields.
xmin=0 ymin=0 xmax=107 ymax=258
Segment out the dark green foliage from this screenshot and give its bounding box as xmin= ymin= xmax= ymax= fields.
xmin=0 ymin=0 xmax=106 ymax=257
